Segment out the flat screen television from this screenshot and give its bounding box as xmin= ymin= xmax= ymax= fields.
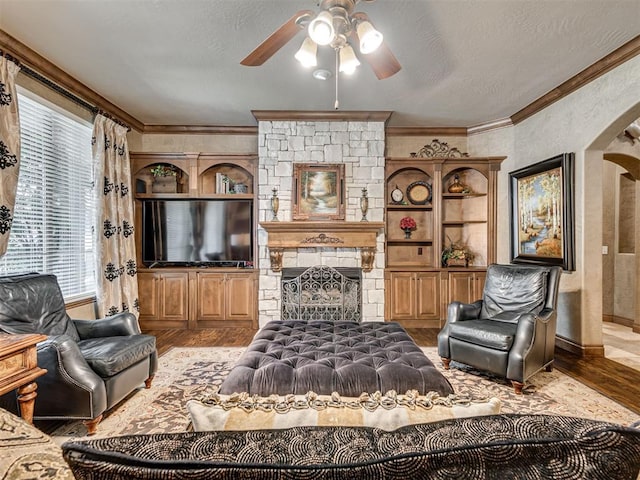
xmin=141 ymin=199 xmax=253 ymax=267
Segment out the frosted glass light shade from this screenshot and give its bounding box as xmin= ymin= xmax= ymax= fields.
xmin=339 ymin=45 xmax=360 ymax=75
xmin=357 ymin=20 xmax=383 ymax=54
xmin=295 ymin=37 xmax=318 ymax=68
xmin=308 ymin=11 xmax=335 ymax=46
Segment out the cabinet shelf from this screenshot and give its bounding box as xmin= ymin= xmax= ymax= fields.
xmin=387 ymin=239 xmax=433 ymax=245
xmin=442 ymin=220 xmax=487 ymax=225
xmin=386 ymin=204 xmax=433 ymax=211
xmin=193 ymin=193 xmax=254 ymax=200
xmin=135 ymin=193 xmax=190 ymax=200
xmin=442 ymin=193 xmax=487 ymax=199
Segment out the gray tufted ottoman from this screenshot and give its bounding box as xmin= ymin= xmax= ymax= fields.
xmin=219 ymin=321 xmax=454 ymax=397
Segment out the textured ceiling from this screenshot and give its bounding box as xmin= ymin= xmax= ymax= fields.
xmin=1 ymin=0 xmax=639 ymax=127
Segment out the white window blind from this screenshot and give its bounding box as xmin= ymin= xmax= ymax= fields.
xmin=0 ymin=92 xmax=96 ymax=300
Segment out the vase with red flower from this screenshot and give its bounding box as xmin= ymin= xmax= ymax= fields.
xmin=400 ymin=216 xmax=417 ymax=239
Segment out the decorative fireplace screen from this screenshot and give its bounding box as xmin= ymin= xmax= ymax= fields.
xmin=281 ymin=265 xmax=361 ymax=322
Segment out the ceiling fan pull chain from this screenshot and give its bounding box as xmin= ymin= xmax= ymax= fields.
xmin=334 ymin=48 xmax=340 ymax=110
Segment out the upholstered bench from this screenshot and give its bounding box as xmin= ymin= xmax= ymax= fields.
xmin=219 ymin=321 xmax=454 ymax=397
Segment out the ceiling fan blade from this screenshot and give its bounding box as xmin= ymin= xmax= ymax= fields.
xmin=360 ymin=40 xmax=402 ymax=79
xmin=241 ymin=10 xmax=314 ymax=66
xmin=350 ymin=12 xmax=401 ymax=79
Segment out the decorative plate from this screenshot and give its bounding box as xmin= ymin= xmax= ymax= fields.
xmin=406 ymin=181 xmax=432 ymax=205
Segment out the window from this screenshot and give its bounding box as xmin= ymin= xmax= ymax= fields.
xmin=0 ymin=90 xmax=95 ymax=300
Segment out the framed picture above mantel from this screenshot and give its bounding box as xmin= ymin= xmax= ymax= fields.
xmin=509 ymin=153 xmax=575 ymax=271
xmin=292 ymin=163 xmax=345 ymax=221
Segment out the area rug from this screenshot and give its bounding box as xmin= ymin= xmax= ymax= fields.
xmin=48 ymin=346 xmax=640 ymax=443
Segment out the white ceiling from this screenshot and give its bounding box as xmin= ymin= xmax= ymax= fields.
xmin=1 ymin=0 xmax=639 ymax=128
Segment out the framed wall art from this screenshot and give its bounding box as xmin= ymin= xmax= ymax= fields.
xmin=292 ymin=163 xmax=345 ymax=221
xmin=509 ymin=153 xmax=575 ymax=271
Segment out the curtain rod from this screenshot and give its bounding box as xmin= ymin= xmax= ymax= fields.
xmin=2 ymin=51 xmax=131 ymax=131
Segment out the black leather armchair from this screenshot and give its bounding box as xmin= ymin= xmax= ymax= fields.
xmin=438 ymin=264 xmax=562 ymax=394
xmin=0 ymin=273 xmax=157 ymax=434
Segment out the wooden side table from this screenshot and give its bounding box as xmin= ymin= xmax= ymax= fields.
xmin=0 ymin=333 xmax=47 ymax=424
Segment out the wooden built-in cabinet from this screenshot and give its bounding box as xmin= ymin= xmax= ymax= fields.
xmin=131 ymin=152 xmax=258 ymax=330
xmin=385 ymin=271 xmax=441 ymax=328
xmin=138 ymin=270 xmax=189 ymax=330
xmin=447 ymin=270 xmax=486 ymax=306
xmin=194 ymin=272 xmax=257 ymax=328
xmin=384 ymin=155 xmax=504 ymax=327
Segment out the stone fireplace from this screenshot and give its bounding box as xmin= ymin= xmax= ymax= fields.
xmin=255 ymin=111 xmax=389 ymax=327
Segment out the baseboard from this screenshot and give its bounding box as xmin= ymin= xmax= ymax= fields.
xmin=602 ymin=314 xmax=634 ymax=328
xmin=555 ymin=335 xmax=605 ymax=358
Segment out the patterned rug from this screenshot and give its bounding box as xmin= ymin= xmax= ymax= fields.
xmin=48 ymin=346 xmax=640 ymax=443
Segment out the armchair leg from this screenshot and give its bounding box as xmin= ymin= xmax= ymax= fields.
xmin=83 ymin=414 xmax=103 ymax=436
xmin=441 ymin=358 xmax=451 ymax=370
xmin=144 ymin=374 xmax=155 ymax=389
xmin=545 ymin=363 xmax=554 ymax=372
xmin=511 ymin=381 xmax=524 ymax=395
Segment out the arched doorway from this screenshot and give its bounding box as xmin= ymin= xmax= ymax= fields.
xmin=599 ymin=142 xmax=640 ymax=371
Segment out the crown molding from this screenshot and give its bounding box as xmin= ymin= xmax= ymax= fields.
xmin=385 ymin=126 xmax=467 ymax=136
xmin=252 ymin=110 xmax=393 ymax=123
xmin=467 ymin=118 xmax=514 ymax=136
xmin=0 ymin=29 xmax=144 ymax=132
xmin=143 ymin=125 xmax=258 ymax=135
xmin=510 ymin=34 xmax=640 ymax=125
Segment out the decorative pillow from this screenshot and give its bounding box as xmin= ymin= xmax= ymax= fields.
xmin=0 ymin=407 xmax=74 ymax=480
xmin=187 ymin=389 xmax=501 ymax=432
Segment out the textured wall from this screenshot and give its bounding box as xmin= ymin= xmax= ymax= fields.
xmin=135 ymin=133 xmax=257 ymax=153
xmin=469 ymin=54 xmax=640 ymax=350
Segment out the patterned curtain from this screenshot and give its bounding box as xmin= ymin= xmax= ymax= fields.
xmin=92 ymin=114 xmax=139 ymax=317
xmin=0 ymin=55 xmax=20 ymax=257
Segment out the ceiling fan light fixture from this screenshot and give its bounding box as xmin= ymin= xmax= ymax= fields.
xmin=294 ymin=37 xmax=318 ymax=67
xmin=357 ymin=20 xmax=383 ymax=54
xmin=308 ymin=10 xmax=335 ymax=46
xmin=312 ymin=68 xmax=332 ymax=80
xmin=339 ymin=44 xmax=360 ymax=75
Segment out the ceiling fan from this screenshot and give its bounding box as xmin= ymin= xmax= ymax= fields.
xmin=240 ymin=0 xmax=401 ymax=80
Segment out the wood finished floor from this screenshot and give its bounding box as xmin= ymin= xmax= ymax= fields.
xmin=146 ymin=327 xmax=640 ymax=416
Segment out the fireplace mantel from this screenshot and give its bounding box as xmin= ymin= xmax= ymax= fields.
xmin=260 ymin=221 xmax=385 ymax=272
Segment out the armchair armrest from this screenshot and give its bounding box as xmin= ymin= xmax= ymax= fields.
xmin=37 ymin=336 xmax=104 ymax=393
xmin=507 ymin=310 xmax=555 ymax=382
xmin=438 ymin=300 xmax=483 ymax=360
xmin=447 ymin=300 xmax=483 ymax=323
xmin=534 ymin=307 xmax=554 ymax=323
xmin=73 ymin=312 xmax=141 ymax=339
xmin=36 ymin=335 xmax=107 ymax=419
